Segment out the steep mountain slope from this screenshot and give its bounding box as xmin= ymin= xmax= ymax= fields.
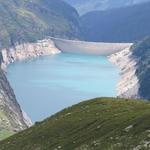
xmin=131 ymin=37 xmax=150 ymax=100
xmin=0 ymin=98 xmax=150 ymax=150
xmin=0 ymin=0 xmax=82 ymax=49
xmin=0 ymin=69 xmax=31 ymax=141
xmin=64 ymin=0 xmax=150 ymax=15
xmin=81 ymin=2 xmax=150 ymax=42
xmin=108 ymin=36 xmax=150 ymax=100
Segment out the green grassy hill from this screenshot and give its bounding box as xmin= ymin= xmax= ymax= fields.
xmin=0 ymin=97 xmax=150 ymax=150
xmin=0 ymin=0 xmax=82 ymax=49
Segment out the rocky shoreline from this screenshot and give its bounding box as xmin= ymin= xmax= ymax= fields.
xmin=1 ymin=39 xmax=60 ymax=70
xmin=109 ymin=46 xmax=140 ymax=99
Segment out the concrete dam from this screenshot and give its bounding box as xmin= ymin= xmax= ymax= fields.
xmin=50 ymin=37 xmax=133 ymax=56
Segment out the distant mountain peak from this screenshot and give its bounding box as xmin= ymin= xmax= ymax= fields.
xmin=64 ymin=0 xmax=150 ymax=15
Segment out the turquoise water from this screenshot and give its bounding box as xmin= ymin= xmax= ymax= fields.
xmin=7 ymin=53 xmax=120 ymax=121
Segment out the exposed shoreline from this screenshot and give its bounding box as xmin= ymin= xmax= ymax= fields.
xmin=1 ymin=39 xmax=61 ymax=70
xmin=109 ymin=47 xmax=140 ymax=99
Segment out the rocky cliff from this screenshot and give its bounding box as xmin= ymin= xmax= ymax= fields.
xmin=131 ymin=37 xmax=150 ymax=100
xmin=109 ymin=47 xmax=140 ymax=98
xmin=0 ymin=67 xmax=33 ymax=140
xmin=109 ymin=37 xmax=150 ymax=100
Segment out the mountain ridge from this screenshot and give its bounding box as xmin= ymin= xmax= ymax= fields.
xmin=0 ymin=0 xmax=82 ymax=49
xmin=81 ymin=1 xmax=150 ymax=42
xmin=64 ymin=0 xmax=150 ymax=15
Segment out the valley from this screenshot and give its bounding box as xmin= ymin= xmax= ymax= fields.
xmin=0 ymin=0 xmax=149 ymax=149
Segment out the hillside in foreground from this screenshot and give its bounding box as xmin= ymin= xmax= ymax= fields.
xmin=0 ymin=97 xmax=150 ymax=150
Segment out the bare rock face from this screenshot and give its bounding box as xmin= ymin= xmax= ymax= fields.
xmin=0 ymin=67 xmax=33 ymax=140
xmin=0 ymin=69 xmax=30 ymax=131
xmin=109 ymin=47 xmax=140 ymax=99
xmin=1 ymin=39 xmax=60 ymax=69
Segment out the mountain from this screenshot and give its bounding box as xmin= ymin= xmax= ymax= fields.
xmin=81 ymin=2 xmax=150 ymax=42
xmin=64 ymin=0 xmax=150 ymax=15
xmin=0 ymin=0 xmax=82 ymax=49
xmin=131 ymin=37 xmax=150 ymax=100
xmin=0 ymin=97 xmax=150 ymax=150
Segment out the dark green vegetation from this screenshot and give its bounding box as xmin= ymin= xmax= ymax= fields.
xmin=0 ymin=98 xmax=150 ymax=150
xmin=131 ymin=37 xmax=150 ymax=100
xmin=0 ymin=0 xmax=82 ymax=49
xmin=81 ymin=2 xmax=150 ymax=42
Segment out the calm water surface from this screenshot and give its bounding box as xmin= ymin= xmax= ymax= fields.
xmin=7 ymin=53 xmax=120 ymax=121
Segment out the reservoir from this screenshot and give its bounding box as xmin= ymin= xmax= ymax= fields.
xmin=6 ymin=53 xmax=120 ymax=122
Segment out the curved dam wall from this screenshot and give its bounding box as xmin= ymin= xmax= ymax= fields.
xmin=51 ymin=37 xmax=133 ymax=56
